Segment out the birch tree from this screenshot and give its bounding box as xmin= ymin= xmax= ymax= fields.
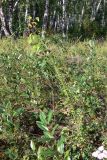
xmin=62 ymin=0 xmax=67 ymax=38
xmin=25 ymin=0 xmax=29 ymax=23
xmin=0 ymin=0 xmax=107 ymax=38
xmin=0 ymin=1 xmax=10 ymax=36
xmin=42 ymin=0 xmax=49 ymax=39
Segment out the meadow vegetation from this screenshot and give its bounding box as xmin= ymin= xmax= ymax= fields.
xmin=0 ymin=35 xmax=107 ymax=160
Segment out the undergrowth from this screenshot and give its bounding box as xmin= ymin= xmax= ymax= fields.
xmin=0 ymin=36 xmax=107 ymax=160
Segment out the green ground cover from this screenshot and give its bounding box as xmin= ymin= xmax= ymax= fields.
xmin=0 ymin=36 xmax=107 ymax=160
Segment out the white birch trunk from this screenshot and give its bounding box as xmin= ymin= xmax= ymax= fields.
xmin=79 ymin=6 xmax=85 ymax=27
xmin=62 ymin=0 xmax=66 ymax=38
xmin=8 ymin=0 xmax=19 ymax=35
xmin=42 ymin=0 xmax=49 ymax=39
xmin=0 ymin=2 xmax=10 ymax=36
xmin=25 ymin=0 xmax=29 ymax=23
xmin=8 ymin=0 xmax=13 ymax=35
xmin=50 ymin=10 xmax=56 ymax=30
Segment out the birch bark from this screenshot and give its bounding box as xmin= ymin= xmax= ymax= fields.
xmin=25 ymin=0 xmax=29 ymax=23
xmin=62 ymin=0 xmax=66 ymax=38
xmin=42 ymin=0 xmax=49 ymax=39
xmin=0 ymin=1 xmax=10 ymax=36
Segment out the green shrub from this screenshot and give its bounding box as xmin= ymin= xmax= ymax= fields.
xmin=0 ymin=36 xmax=107 ymax=159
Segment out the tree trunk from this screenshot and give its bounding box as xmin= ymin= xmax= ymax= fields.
xmin=25 ymin=0 xmax=29 ymax=23
xmin=79 ymin=6 xmax=85 ymax=27
xmin=8 ymin=0 xmax=19 ymax=35
xmin=8 ymin=0 xmax=13 ymax=35
xmin=42 ymin=0 xmax=49 ymax=39
xmin=62 ymin=0 xmax=66 ymax=38
xmin=101 ymin=0 xmax=105 ymax=27
xmin=32 ymin=1 xmax=36 ymax=19
xmin=0 ymin=2 xmax=10 ymax=36
xmin=50 ymin=9 xmax=56 ymax=31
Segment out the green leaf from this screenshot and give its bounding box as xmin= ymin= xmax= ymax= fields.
xmin=67 ymin=157 xmax=71 ymax=160
xmin=39 ymin=111 xmax=47 ymax=124
xmin=39 ymin=135 xmax=51 ymax=143
xmin=57 ymin=141 xmax=64 ymax=154
xmin=37 ymin=147 xmax=55 ymax=159
xmin=6 ymin=119 xmax=14 ymax=129
xmin=13 ymin=108 xmax=24 ymax=117
xmin=44 ymin=131 xmax=54 ymax=139
xmin=57 ymin=136 xmax=65 ymax=154
xmin=51 ymin=124 xmax=58 ymax=135
xmin=36 ymin=121 xmax=49 ymax=131
xmin=37 ymin=147 xmax=42 ymax=160
xmin=42 ymin=148 xmax=55 ymax=158
xmin=64 ymin=150 xmax=71 ymax=160
xmin=30 ymin=140 xmax=35 ymax=151
xmin=47 ymin=110 xmax=53 ymax=124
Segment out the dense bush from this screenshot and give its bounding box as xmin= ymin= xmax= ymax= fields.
xmin=0 ymin=36 xmax=107 ymax=160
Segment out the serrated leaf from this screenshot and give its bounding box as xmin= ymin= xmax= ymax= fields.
xmin=30 ymin=140 xmax=35 ymax=151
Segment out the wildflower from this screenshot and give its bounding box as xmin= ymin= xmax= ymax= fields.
xmin=92 ymin=146 xmax=107 ymax=159
xmin=98 ymin=146 xmax=104 ymax=152
xmin=92 ymin=150 xmax=100 ymax=158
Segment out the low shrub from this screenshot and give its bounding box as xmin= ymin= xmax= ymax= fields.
xmin=0 ymin=36 xmax=107 ymax=159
